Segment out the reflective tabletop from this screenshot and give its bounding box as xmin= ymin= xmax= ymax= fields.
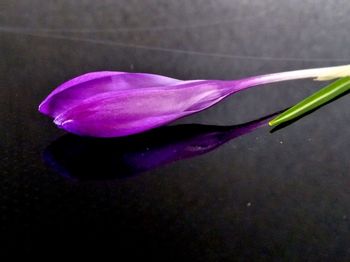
xmin=1 ymin=0 xmax=350 ymax=260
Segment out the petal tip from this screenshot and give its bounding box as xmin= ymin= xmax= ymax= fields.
xmin=53 ymin=116 xmax=65 ymax=127
xmin=38 ymin=100 xmax=46 ymax=113
xmin=38 ymin=95 xmax=55 ymax=116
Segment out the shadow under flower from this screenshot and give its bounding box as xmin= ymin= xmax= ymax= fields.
xmin=44 ymin=112 xmax=279 ymax=180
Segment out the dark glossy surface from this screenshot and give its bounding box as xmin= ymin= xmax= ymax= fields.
xmin=1 ymin=1 xmax=350 ymax=260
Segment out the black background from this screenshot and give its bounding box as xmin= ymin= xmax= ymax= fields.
xmin=1 ymin=0 xmax=350 ymax=260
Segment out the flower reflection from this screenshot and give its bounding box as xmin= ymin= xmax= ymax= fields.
xmin=44 ymin=112 xmax=278 ymax=180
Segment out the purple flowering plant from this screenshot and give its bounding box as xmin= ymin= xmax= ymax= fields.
xmin=39 ymin=65 xmax=350 ymax=137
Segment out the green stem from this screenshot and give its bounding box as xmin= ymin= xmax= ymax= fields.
xmin=269 ymin=77 xmax=350 ymax=127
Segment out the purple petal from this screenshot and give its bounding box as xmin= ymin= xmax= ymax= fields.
xmin=39 ymin=71 xmax=182 ymax=118
xmin=53 ymin=80 xmax=233 ymax=137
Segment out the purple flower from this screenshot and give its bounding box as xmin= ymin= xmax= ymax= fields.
xmin=39 ymin=65 xmax=350 ymax=137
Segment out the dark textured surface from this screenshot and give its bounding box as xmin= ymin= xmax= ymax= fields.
xmin=1 ymin=0 xmax=350 ymax=260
